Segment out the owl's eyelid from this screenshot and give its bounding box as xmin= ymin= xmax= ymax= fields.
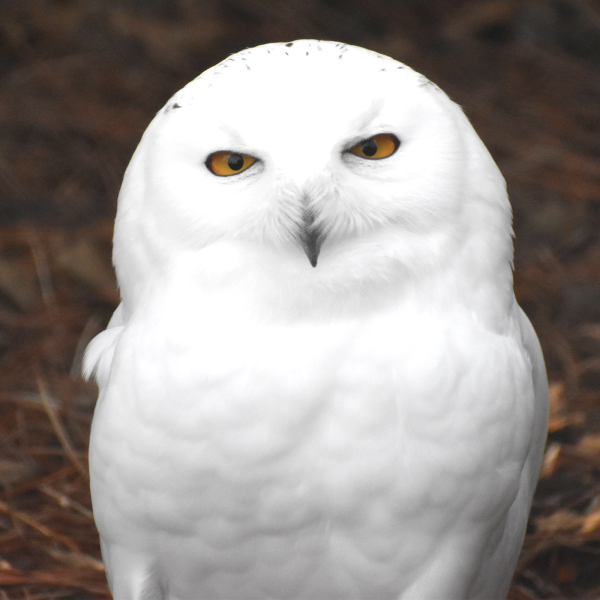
xmin=342 ymin=132 xmax=400 ymax=155
xmin=206 ymin=149 xmax=261 ymax=161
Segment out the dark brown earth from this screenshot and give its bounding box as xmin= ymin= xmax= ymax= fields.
xmin=1 ymin=1 xmax=600 ymax=598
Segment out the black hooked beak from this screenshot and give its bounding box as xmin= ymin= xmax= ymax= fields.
xmin=299 ymin=207 xmax=324 ymax=268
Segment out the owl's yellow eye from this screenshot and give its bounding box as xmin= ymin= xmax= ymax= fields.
xmin=349 ymin=134 xmax=399 ymax=159
xmin=207 ymin=151 xmax=257 ymax=176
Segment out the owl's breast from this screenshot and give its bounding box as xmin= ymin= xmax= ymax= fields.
xmin=90 ymin=295 xmax=535 ymax=599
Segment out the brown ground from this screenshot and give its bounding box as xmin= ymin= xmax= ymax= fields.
xmin=1 ymin=0 xmax=600 ymax=598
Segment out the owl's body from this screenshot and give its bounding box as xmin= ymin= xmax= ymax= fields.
xmin=85 ymin=41 xmax=548 ymax=600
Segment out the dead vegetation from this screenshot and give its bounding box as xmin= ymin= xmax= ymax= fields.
xmin=1 ymin=0 xmax=600 ymax=597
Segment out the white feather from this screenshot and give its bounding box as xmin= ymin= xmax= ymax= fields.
xmin=86 ymin=40 xmax=548 ymax=600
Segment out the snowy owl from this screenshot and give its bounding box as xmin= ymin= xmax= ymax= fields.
xmin=84 ymin=40 xmax=549 ymax=600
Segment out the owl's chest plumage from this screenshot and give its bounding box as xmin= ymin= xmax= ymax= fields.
xmin=89 ymin=290 xmax=534 ymax=599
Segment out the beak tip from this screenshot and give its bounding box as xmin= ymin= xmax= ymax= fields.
xmin=303 ymin=244 xmax=320 ymax=268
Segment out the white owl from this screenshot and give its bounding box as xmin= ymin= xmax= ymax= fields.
xmin=84 ymin=40 xmax=549 ymax=600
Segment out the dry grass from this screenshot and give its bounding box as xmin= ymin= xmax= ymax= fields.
xmin=1 ymin=0 xmax=600 ymax=597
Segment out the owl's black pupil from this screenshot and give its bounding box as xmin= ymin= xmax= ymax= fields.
xmin=361 ymin=139 xmax=378 ymax=157
xmin=228 ymin=154 xmax=244 ymax=171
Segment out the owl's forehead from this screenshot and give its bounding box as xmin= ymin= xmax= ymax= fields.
xmin=167 ymin=40 xmax=429 ymax=111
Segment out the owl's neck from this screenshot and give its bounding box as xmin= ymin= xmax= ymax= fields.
xmin=116 ymin=228 xmax=515 ymax=333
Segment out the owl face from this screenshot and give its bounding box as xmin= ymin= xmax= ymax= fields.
xmin=115 ymin=41 xmax=511 ymax=316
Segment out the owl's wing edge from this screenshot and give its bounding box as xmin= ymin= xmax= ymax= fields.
xmin=517 ymin=305 xmax=550 ymax=474
xmin=82 ymin=303 xmax=125 ymax=388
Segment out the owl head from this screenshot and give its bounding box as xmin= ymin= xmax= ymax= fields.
xmin=113 ymin=40 xmax=514 ymax=323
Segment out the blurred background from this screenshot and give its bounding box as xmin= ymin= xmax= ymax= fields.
xmin=0 ymin=0 xmax=599 ymax=598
